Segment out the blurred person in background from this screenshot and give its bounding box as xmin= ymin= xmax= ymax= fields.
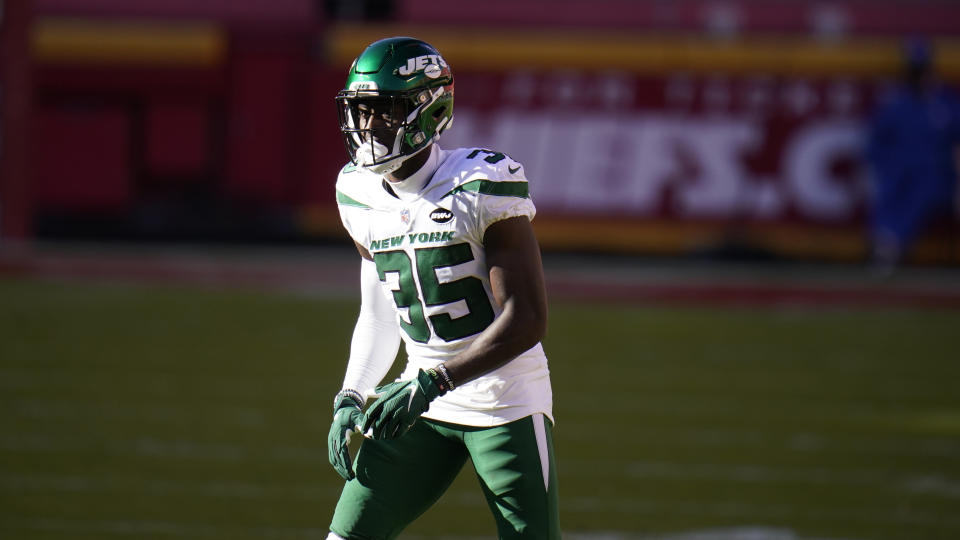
xmin=324 ymin=37 xmax=559 ymax=539
xmin=866 ymin=38 xmax=960 ymax=272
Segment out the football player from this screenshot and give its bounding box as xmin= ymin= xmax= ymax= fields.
xmin=326 ymin=37 xmax=559 ymax=539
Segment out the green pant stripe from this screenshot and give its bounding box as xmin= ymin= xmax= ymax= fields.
xmin=532 ymin=413 xmax=550 ymax=492
xmin=466 ymin=415 xmax=560 ymax=539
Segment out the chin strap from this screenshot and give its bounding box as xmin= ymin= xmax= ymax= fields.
xmin=359 ymin=157 xmax=405 ymax=176
xmin=359 ymin=143 xmax=432 ymax=177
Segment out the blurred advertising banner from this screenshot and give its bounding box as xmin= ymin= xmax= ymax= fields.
xmin=445 ymin=71 xmax=868 ymax=224
xmin=320 ymin=26 xmax=960 ymax=260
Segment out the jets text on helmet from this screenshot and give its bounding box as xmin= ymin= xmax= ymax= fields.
xmin=397 ymin=55 xmax=448 ymax=77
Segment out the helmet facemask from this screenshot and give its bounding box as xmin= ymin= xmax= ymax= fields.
xmin=337 ymin=85 xmax=452 ymax=175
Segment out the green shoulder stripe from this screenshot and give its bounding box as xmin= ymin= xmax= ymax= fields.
xmin=444 ymin=179 xmax=529 ymax=199
xmin=336 ymin=189 xmax=372 ymax=209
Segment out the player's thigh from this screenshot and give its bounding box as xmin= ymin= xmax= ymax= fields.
xmin=330 ymin=420 xmax=468 ymax=539
xmin=466 ymin=414 xmax=560 ymax=539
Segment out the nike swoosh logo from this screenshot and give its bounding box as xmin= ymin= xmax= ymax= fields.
xmin=508 ymin=165 xmax=521 ymax=174
xmin=406 ymin=385 xmax=417 ymax=411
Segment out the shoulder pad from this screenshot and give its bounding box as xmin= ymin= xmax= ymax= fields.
xmin=448 ymin=147 xmax=526 ymax=182
xmin=335 ymin=162 xmax=378 ymax=209
xmin=437 ymin=148 xmax=529 ymax=200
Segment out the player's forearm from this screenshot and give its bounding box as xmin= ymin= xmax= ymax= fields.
xmin=342 ymin=313 xmax=400 ymax=397
xmin=442 ymin=295 xmax=546 ymax=386
xmin=438 ymin=216 xmax=549 ymax=387
xmin=340 ymin=258 xmax=401 ymax=397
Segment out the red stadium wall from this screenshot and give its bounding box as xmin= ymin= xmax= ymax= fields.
xmin=399 ymin=0 xmax=960 ymax=36
xmin=14 ymin=0 xmax=960 ymax=261
xmin=1 ymin=0 xmax=37 ymax=240
xmin=29 ymin=3 xmax=324 ymax=239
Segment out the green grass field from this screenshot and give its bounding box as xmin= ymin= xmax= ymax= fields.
xmin=2 ymin=276 xmax=958 ymax=539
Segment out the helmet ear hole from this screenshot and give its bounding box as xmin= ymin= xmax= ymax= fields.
xmin=431 ymin=106 xmax=447 ymax=120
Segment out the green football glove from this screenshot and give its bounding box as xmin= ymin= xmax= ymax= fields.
xmin=327 ymin=390 xmax=364 ymax=481
xmin=361 ymin=369 xmax=446 ymax=440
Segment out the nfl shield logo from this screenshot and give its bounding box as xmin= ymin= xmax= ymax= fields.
xmin=400 ymin=209 xmax=411 ymax=225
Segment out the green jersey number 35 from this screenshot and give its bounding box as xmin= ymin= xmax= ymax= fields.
xmin=374 ymin=243 xmax=495 ymax=343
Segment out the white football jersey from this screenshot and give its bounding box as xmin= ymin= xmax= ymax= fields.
xmin=336 ymin=145 xmax=553 ymax=427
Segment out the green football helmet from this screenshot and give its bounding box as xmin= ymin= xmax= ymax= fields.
xmin=336 ymin=37 xmax=455 ymax=175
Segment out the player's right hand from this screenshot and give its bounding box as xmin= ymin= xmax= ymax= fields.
xmin=361 ymin=369 xmax=443 ymax=440
xmin=327 ymin=391 xmax=364 ymax=481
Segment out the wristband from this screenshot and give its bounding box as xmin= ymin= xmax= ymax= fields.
xmin=435 ymin=364 xmax=456 ymax=392
xmin=333 ymin=388 xmax=365 ymax=412
xmin=426 ymin=368 xmax=448 ymax=394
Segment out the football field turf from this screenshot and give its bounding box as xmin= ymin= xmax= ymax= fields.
xmin=1 ymin=276 xmax=958 ymax=539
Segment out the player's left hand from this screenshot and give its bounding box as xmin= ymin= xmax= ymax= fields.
xmin=362 ymin=369 xmax=443 ymax=440
xmin=328 ymin=392 xmax=364 ymax=481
